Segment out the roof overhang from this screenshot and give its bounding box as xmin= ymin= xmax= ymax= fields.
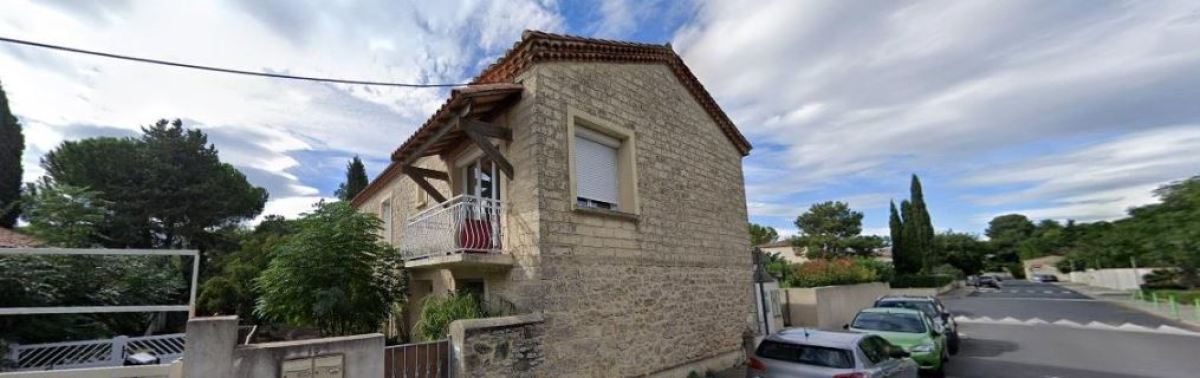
xmin=351 ymin=84 xmax=523 ymax=207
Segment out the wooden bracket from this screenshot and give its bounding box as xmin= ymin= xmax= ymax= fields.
xmin=403 ymin=167 xmax=448 ymax=204
xmin=402 ymin=166 xmax=450 ymax=182
xmin=464 ymin=123 xmax=515 ymax=178
xmin=463 ymin=119 xmax=512 ymax=140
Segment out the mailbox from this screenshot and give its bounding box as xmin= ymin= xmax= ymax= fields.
xmin=281 ymin=354 xmax=344 ymax=378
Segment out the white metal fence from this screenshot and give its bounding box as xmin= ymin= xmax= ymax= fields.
xmin=399 ymin=195 xmax=502 ymax=260
xmin=7 ymin=334 xmax=185 ymax=371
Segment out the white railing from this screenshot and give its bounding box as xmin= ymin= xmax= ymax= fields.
xmin=400 ymin=195 xmax=503 ymax=260
xmin=7 ymin=334 xmax=185 ymax=371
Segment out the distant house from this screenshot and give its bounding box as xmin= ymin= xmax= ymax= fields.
xmin=352 ymin=31 xmax=754 ymax=376
xmin=873 ymin=246 xmax=894 ymax=263
xmin=757 ymin=239 xmax=808 ymax=264
xmin=0 ymin=228 xmax=43 ymax=248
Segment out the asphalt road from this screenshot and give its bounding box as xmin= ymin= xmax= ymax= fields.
xmin=941 ymin=280 xmax=1200 ymax=378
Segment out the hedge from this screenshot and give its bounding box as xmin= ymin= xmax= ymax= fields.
xmin=890 ymin=274 xmax=955 ymax=289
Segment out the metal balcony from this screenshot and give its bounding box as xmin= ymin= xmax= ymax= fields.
xmin=399 ymin=195 xmax=504 ymax=264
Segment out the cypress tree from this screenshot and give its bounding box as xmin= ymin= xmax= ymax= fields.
xmin=909 ymin=175 xmax=935 ymax=272
xmin=889 ymin=200 xmax=908 ymax=272
xmin=336 ymin=156 xmax=369 ymax=201
xmin=0 ymin=80 xmax=23 ymax=228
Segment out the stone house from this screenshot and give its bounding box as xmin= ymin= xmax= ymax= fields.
xmin=351 ymin=31 xmax=754 ymax=377
xmin=757 ymin=239 xmax=808 ymax=265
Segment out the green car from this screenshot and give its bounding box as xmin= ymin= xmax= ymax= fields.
xmin=846 ymin=307 xmax=948 ymax=377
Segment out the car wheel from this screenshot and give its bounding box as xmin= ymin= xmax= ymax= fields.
xmin=949 ymin=333 xmax=960 ymax=355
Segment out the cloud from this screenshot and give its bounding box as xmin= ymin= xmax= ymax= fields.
xmin=966 ymin=125 xmax=1200 ymax=222
xmin=677 ymin=0 xmax=1200 ymax=230
xmin=0 ymin=0 xmax=563 ymax=224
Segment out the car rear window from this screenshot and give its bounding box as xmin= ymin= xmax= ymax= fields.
xmin=877 ymin=300 xmax=937 ymax=318
xmin=756 ymin=340 xmax=854 ymax=369
xmin=852 ymin=312 xmax=927 ymax=333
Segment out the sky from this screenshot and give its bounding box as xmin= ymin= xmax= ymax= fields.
xmin=1 ymin=0 xmax=1198 ymax=237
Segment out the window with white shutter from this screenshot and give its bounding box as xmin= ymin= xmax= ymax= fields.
xmin=574 ymin=128 xmax=621 ymax=210
xmin=567 ymin=109 xmax=639 ymax=216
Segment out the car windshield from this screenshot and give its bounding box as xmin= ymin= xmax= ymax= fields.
xmin=877 ymin=300 xmax=937 ymax=318
xmin=756 ymin=340 xmax=855 ymax=369
xmin=852 ymin=312 xmax=927 ymax=333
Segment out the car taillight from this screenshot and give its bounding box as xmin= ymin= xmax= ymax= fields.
xmin=747 ymin=356 xmax=767 ymax=372
xmin=832 ymin=373 xmax=866 ymax=378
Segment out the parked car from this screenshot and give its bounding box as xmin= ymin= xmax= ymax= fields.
xmin=977 ymin=275 xmax=1001 ymax=289
xmin=873 ymin=296 xmax=959 ymax=355
xmin=1032 ymin=274 xmax=1059 ymax=282
xmin=846 ymin=308 xmax=948 ymax=377
xmin=749 ymin=328 xmax=919 ymax=378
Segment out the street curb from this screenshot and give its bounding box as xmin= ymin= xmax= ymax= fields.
xmin=1065 ymin=284 xmax=1200 ymax=332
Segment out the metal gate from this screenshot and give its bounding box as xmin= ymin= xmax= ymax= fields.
xmin=383 ymin=339 xmax=450 ymax=378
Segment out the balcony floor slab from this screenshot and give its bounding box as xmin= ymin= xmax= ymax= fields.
xmin=402 ymin=252 xmax=514 ymax=271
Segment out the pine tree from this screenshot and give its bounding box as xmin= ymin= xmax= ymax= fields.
xmin=0 ymin=80 xmax=23 ymax=228
xmin=335 ymin=156 xmax=369 ymax=201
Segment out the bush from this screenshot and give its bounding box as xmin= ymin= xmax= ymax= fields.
xmin=890 ymin=274 xmax=955 ymax=288
xmin=1143 ymin=269 xmax=1187 ymax=290
xmin=414 ymin=292 xmax=485 ymax=341
xmin=855 ymin=258 xmax=895 ymax=282
xmin=786 ymin=259 xmax=879 ymax=288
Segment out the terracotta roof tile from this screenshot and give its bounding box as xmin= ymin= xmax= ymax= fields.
xmin=473 ymin=31 xmax=751 ymax=155
xmin=352 ymin=31 xmax=753 ymax=207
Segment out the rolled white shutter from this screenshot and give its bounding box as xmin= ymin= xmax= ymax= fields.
xmin=574 ymin=130 xmax=620 ymax=205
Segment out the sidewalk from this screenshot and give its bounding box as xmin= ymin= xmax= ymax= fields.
xmin=1063 ymin=282 xmax=1200 ymax=330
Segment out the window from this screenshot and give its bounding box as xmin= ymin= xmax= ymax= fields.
xmin=414 ymin=186 xmax=428 ymax=209
xmin=574 ymin=128 xmax=620 ymax=209
xmin=755 ymin=340 xmax=854 ymax=369
xmin=567 ymin=109 xmax=638 ymax=214
xmin=380 ymin=199 xmax=393 ymax=242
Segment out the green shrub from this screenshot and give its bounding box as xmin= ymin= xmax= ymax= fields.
xmin=855 ymin=258 xmax=895 ymax=282
xmin=414 ymin=292 xmax=485 ymax=341
xmin=890 ymin=274 xmax=955 ymax=288
xmin=1143 ymin=269 xmax=1187 ymax=290
xmin=787 ymin=258 xmax=879 ymax=288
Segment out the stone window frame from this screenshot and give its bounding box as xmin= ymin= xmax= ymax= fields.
xmin=566 ymin=107 xmax=640 ymax=217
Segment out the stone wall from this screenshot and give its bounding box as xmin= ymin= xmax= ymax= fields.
xmin=450 ymin=313 xmax=546 ymax=378
xmin=523 ymin=62 xmax=754 ymax=377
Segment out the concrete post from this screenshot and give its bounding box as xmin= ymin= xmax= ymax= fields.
xmin=182 ymin=316 xmax=239 ymax=378
xmin=1169 ymin=296 xmax=1180 ymax=319
xmin=109 ymin=335 xmax=128 ymax=364
xmin=1152 ymin=292 xmax=1160 ymax=310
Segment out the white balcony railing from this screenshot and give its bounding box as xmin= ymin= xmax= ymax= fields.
xmin=399 ymin=195 xmax=503 ymax=261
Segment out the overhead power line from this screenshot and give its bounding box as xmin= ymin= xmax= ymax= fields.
xmin=0 ymin=36 xmax=469 ymax=88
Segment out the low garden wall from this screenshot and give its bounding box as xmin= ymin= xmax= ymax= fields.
xmin=449 ymin=312 xmax=546 ymax=378
xmin=182 ymin=316 xmax=384 ymax=378
xmin=1069 ymin=268 xmax=1158 ymax=290
xmin=782 ymin=282 xmax=890 ymax=330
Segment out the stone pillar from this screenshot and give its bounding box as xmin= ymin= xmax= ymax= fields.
xmin=182 ymin=315 xmax=239 ymax=378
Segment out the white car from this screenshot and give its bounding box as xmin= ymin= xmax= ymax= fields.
xmin=750 ymin=328 xmax=920 ymax=378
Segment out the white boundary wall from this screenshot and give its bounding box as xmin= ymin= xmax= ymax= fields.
xmin=1069 ymin=268 xmax=1157 ymax=291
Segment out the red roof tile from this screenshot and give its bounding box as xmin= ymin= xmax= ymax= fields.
xmin=474 ymin=31 xmax=751 ymax=155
